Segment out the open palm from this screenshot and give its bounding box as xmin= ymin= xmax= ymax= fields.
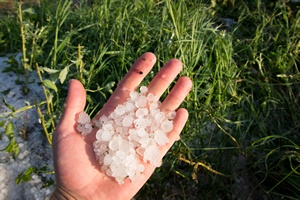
xmin=51 ymin=52 xmax=192 ymax=200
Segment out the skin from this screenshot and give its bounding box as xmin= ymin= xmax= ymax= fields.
xmin=51 ymin=52 xmax=192 ymax=200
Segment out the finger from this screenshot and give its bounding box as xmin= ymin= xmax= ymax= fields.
xmin=160 ymin=76 xmax=192 ymax=111
xmin=160 ymin=108 xmax=189 ymax=157
xmin=97 ymin=52 xmax=156 ymax=117
xmin=54 ymin=79 xmax=86 ymax=139
xmin=147 ymin=58 xmax=182 ymax=97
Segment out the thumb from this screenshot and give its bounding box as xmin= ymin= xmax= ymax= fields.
xmin=55 ymin=79 xmax=86 ymax=135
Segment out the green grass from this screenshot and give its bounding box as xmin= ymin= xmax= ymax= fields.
xmin=0 ymin=0 xmax=300 ymax=199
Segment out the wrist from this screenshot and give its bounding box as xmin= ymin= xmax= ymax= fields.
xmin=50 ymin=186 xmax=77 ymax=200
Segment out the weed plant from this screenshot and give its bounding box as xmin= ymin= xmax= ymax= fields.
xmin=0 ymin=0 xmax=299 ymax=199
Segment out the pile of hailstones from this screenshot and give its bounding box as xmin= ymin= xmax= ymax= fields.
xmin=76 ymin=86 xmax=176 ymax=184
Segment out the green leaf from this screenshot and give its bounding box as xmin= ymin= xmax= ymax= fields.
xmin=39 ymin=67 xmax=60 ymax=74
xmin=42 ymin=178 xmax=55 ymax=188
xmin=43 ymin=80 xmax=58 ymax=92
xmin=13 ymin=104 xmax=34 ymax=114
xmin=0 ymin=121 xmax=5 ymax=127
xmin=105 ymin=81 xmax=115 ymax=94
xmin=2 ymin=98 xmax=15 ymax=112
xmin=15 ymin=167 xmax=37 ymax=184
xmin=5 ymin=138 xmax=19 ymax=156
xmin=5 ymin=121 xmax=14 ymax=138
xmin=23 ymin=8 xmax=36 ymax=15
xmin=59 ymin=66 xmax=69 ymax=84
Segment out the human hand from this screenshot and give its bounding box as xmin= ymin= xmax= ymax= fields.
xmin=51 ymin=52 xmax=192 ymax=200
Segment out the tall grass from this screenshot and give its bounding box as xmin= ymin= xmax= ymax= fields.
xmin=0 ymin=0 xmax=299 ymax=199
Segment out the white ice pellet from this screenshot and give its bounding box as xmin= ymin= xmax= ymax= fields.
xmin=137 ymin=128 xmax=147 ymax=137
xmin=128 ymin=132 xmax=139 ymax=143
xmin=19 ymin=143 xmax=24 ymax=148
xmin=1 ymin=188 xmax=8 ymax=194
xmin=92 ymin=120 xmax=101 ymax=128
xmin=135 ymin=108 xmax=146 ymax=118
xmin=154 ymin=130 xmax=169 ymax=145
xmin=77 ymin=124 xmax=85 ymax=132
xmin=147 ymin=93 xmax=155 ymax=101
xmin=150 ymin=108 xmax=160 ymax=116
xmin=134 ymin=118 xmax=147 ymax=129
xmin=31 ymin=187 xmax=37 ymax=193
xmin=99 ymin=115 xmax=108 ymax=124
xmin=78 ymin=112 xmax=91 ymax=124
xmin=103 ymin=124 xmax=113 ymax=131
xmin=119 ymin=141 xmax=130 ymax=152
xmin=114 ymin=117 xmax=123 ymax=126
xmin=76 ymin=86 xmax=176 ymax=184
xmin=109 ymin=112 xmax=117 ymax=118
xmin=125 ymin=154 xmax=135 ymax=163
xmin=149 ymin=102 xmax=159 ymax=110
xmin=124 ymin=102 xmax=135 ymax=112
xmin=116 ymin=151 xmax=126 ymax=159
xmin=96 ymin=130 xmax=103 ymax=140
xmin=109 ymin=139 xmax=119 ymax=151
xmin=139 ymin=138 xmax=150 ymax=148
xmin=115 ymin=127 xmax=124 ymax=134
xmin=167 ymin=111 xmax=177 ymax=119
xmin=129 ymin=91 xmax=139 ymax=100
xmin=101 ymin=131 xmax=113 ymax=141
xmin=46 ymin=189 xmax=51 ymax=195
xmin=103 ymin=155 xmax=113 ymax=165
xmin=85 ymin=123 xmax=93 ymax=131
xmin=122 ymin=115 xmax=134 ymax=127
xmin=32 ymin=174 xmax=39 ymax=180
xmin=143 ymin=144 xmax=161 ymax=167
xmin=140 ymin=86 xmax=148 ymax=93
xmin=23 ymin=150 xmax=29 ymax=156
xmin=161 ymin=120 xmax=174 ymax=133
xmin=140 ymin=108 xmax=149 ymax=116
xmin=154 ymin=112 xmax=165 ymax=122
xmin=135 ymin=95 xmax=148 ymax=108
xmin=0 ymin=173 xmax=5 ymax=182
xmin=115 ymin=105 xmax=126 ymax=116
xmin=76 ymin=111 xmax=93 ymax=136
